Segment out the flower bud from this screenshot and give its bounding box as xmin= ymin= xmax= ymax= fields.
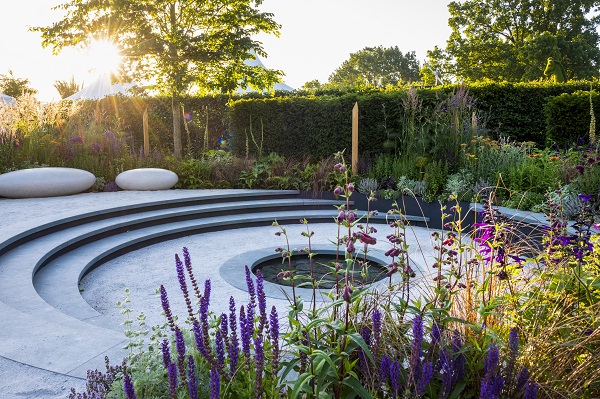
xmin=347 ymin=183 xmax=355 ymax=192
xmin=346 ymin=239 xmax=355 ymax=254
xmin=342 ymin=284 xmax=353 ymax=302
xmin=337 ymin=210 xmax=345 ymax=224
xmin=333 ymin=186 xmax=342 ymax=196
xmin=347 ymin=211 xmax=356 ymax=223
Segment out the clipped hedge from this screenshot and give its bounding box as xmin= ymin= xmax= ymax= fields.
xmin=544 ymin=90 xmax=599 ymax=148
xmin=228 ymin=81 xmax=600 ymax=158
xmin=467 ymin=81 xmax=600 ymax=143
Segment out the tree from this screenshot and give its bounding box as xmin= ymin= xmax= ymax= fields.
xmin=0 ymin=70 xmax=38 ymax=98
xmin=53 ymin=76 xmax=82 ymax=99
xmin=433 ymin=0 xmax=600 ymax=82
xmin=34 ymin=0 xmax=281 ymax=157
xmin=328 ymin=46 xmax=420 ymax=88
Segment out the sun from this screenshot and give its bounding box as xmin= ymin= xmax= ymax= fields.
xmin=85 ymin=40 xmax=122 ymax=76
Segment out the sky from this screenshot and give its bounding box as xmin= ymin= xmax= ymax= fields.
xmin=0 ymin=0 xmax=452 ymax=101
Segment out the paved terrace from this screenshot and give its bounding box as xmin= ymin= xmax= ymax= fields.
xmin=0 ymin=189 xmax=439 ymax=398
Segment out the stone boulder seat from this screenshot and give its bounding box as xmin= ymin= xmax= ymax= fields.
xmin=115 ymin=168 xmax=178 ymax=191
xmin=0 ymin=167 xmax=96 ymax=198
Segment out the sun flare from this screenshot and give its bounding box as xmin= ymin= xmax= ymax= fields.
xmin=86 ymin=40 xmax=122 ymax=76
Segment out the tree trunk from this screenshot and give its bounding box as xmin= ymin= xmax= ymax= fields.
xmin=172 ymin=93 xmax=182 ymax=158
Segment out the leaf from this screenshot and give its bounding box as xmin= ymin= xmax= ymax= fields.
xmin=290 ymin=372 xmax=313 ymax=399
xmin=448 ymin=381 xmax=466 ymax=399
xmin=342 ymin=376 xmax=373 ymax=399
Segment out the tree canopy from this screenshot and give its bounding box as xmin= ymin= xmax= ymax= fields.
xmin=429 ymin=0 xmax=600 ymax=82
xmin=328 ymin=46 xmax=420 ymax=88
xmin=34 ymin=0 xmax=281 ymax=157
xmin=0 ymin=70 xmax=37 ymax=98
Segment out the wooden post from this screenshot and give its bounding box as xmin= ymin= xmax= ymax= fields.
xmin=143 ymin=107 xmax=149 ymax=156
xmin=352 ymin=102 xmax=358 ymax=174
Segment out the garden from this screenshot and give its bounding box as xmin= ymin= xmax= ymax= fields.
xmin=1 ymin=81 xmax=599 ymax=399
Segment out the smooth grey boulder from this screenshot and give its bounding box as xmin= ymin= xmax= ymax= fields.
xmin=0 ymin=167 xmax=96 ymax=198
xmin=115 ymin=168 xmax=178 ymax=191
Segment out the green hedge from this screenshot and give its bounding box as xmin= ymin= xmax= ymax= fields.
xmin=467 ymin=81 xmax=600 ymax=143
xmin=544 ymin=90 xmax=599 ymax=148
xmin=228 ymin=81 xmax=600 ymax=158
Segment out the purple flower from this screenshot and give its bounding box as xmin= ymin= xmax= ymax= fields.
xmin=244 ymin=266 xmax=256 ymax=330
xmin=337 ymin=210 xmax=346 ymax=224
xmin=379 ymin=356 xmax=391 ymax=390
xmin=334 ymin=186 xmax=342 ymax=196
xmin=160 ymin=285 xmax=176 ymax=332
xmin=182 ymin=247 xmax=201 ymax=299
xmin=187 ymin=356 xmax=198 ymax=399
xmin=346 ymin=239 xmax=355 ymax=254
xmin=385 ymin=247 xmax=401 ymax=258
xmin=220 ymin=313 xmax=230 ymax=350
xmin=228 ymin=297 xmax=239 ymax=376
xmin=347 ymin=183 xmax=355 ymax=192
xmin=161 ymin=339 xmax=171 ymax=369
xmin=524 ymin=381 xmax=538 ymax=399
xmin=270 ymin=306 xmax=280 ymax=371
xmin=175 ymin=254 xmax=194 ymax=319
xmin=240 ymin=305 xmax=251 ymax=361
xmin=168 ymin=362 xmax=177 ymax=399
xmin=416 ymin=361 xmax=433 ymax=397
xmin=215 ymin=329 xmax=226 ymax=371
xmin=484 ymin=344 xmax=499 ymax=375
xmin=480 ymin=344 xmax=503 ymax=399
xmin=371 ymin=308 xmax=381 ymax=359
xmin=390 ymin=359 xmax=402 ymax=397
xmin=356 ymin=232 xmax=377 ymax=245
xmin=409 ymin=314 xmax=424 ymax=389
xmin=209 ymin=366 xmax=220 ymax=399
xmin=579 ymin=193 xmax=593 ymax=203
xmin=175 ymin=327 xmax=187 ymax=385
xmin=347 ymin=211 xmax=356 ymax=223
xmin=342 ymin=284 xmax=353 ymax=302
xmin=254 ymin=337 xmax=264 ymax=397
xmin=123 ymin=369 xmax=137 ymax=399
xmin=256 ymin=269 xmax=267 ymax=334
xmin=514 ymin=367 xmax=530 ymax=394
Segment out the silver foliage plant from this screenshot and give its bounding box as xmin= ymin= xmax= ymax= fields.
xmin=396 ymin=176 xmax=426 ymax=197
xmin=357 ymin=177 xmax=379 ymax=195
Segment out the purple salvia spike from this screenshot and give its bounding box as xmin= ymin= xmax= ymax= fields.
xmin=160 ymin=285 xmax=176 ymax=332
xmin=182 ymin=247 xmax=202 ymax=300
xmin=269 ymin=306 xmax=279 ymax=373
xmin=515 ymin=367 xmax=530 ymax=394
xmin=240 ymin=305 xmax=251 ymax=362
xmin=167 ymin=362 xmax=177 ymax=399
xmin=175 ymin=327 xmax=187 ymax=387
xmin=203 ymin=279 xmax=211 ymax=310
xmin=254 ymin=336 xmax=264 ymax=398
xmin=417 ymin=361 xmax=433 ymax=397
xmin=371 ymin=308 xmax=382 ymax=361
xmin=256 ymin=269 xmax=268 ymax=335
xmin=523 ymin=381 xmax=538 ymax=399
xmin=123 ymin=368 xmax=137 ymax=399
xmin=161 ymin=339 xmax=171 ymax=369
xmin=389 ymin=359 xmax=401 ymax=397
xmin=175 ymin=254 xmax=195 ymax=320
xmin=228 ymin=297 xmax=240 ymax=376
xmin=408 ymin=314 xmax=424 ymax=391
xmin=244 ymin=266 xmax=256 ymax=333
xmin=209 ymin=366 xmax=220 ymax=399
xmin=215 ymin=329 xmax=226 ymax=374
xmin=379 ymin=356 xmax=391 ymax=392
xmin=220 ymin=313 xmax=230 ymax=351
xmin=187 ymin=356 xmax=198 ymax=399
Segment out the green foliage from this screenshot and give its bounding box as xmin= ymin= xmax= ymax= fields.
xmin=423 ymin=159 xmax=448 ymax=201
xmin=328 ymin=46 xmax=421 ymax=88
xmin=545 ymin=90 xmax=600 ymax=147
xmin=33 ymin=0 xmax=282 ymax=157
xmin=440 ymin=0 xmax=600 ymax=82
xmin=53 ymin=76 xmax=82 ymax=99
xmin=0 ymin=70 xmax=37 ymax=98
